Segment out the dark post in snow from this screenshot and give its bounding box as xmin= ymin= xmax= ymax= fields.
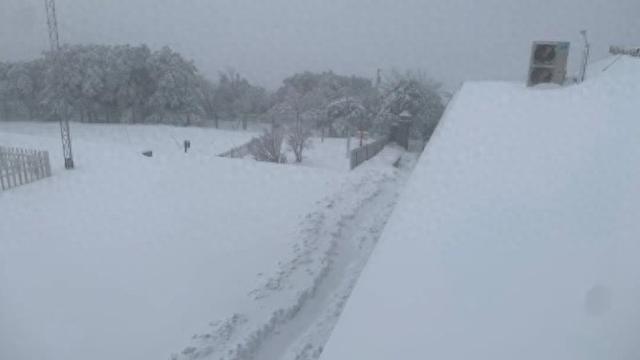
xmin=393 ymin=111 xmax=412 ymax=150
xmin=579 ymin=30 xmax=591 ymax=83
xmin=45 ymin=0 xmax=74 ymax=169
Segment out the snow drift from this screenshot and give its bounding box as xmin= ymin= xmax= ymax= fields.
xmin=320 ymin=56 xmax=640 ymax=360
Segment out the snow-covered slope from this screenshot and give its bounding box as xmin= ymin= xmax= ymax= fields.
xmin=0 ymin=123 xmax=405 ymax=360
xmin=0 ymin=125 xmax=335 ymax=360
xmin=320 ymin=56 xmax=640 ymax=360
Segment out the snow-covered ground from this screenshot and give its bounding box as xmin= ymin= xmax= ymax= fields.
xmin=320 ymin=56 xmax=640 ymax=360
xmin=0 ymin=122 xmax=256 ymax=159
xmin=0 ymin=122 xmax=410 ymax=360
xmin=172 ymin=148 xmax=415 ymax=360
xmin=288 ymin=137 xmax=375 ymax=172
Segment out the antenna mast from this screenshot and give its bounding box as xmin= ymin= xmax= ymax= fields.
xmin=45 ymin=0 xmax=74 ymax=169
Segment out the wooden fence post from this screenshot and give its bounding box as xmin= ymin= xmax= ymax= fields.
xmin=0 ymin=149 xmax=5 ymax=190
xmin=18 ymin=149 xmax=25 ymax=186
xmin=44 ymin=151 xmax=51 ymax=177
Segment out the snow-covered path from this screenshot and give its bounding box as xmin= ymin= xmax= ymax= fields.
xmin=174 ymin=149 xmax=417 ymax=360
xmin=263 ymin=154 xmax=418 ymax=360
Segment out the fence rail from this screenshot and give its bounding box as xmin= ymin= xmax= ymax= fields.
xmin=350 ymin=137 xmax=389 ymax=170
xmin=0 ymin=146 xmax=52 ymax=191
xmin=610 ymin=46 xmax=640 ymax=58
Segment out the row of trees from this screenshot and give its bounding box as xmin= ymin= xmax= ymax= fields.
xmin=0 ymin=44 xmax=269 ymax=126
xmin=266 ymin=70 xmax=446 ymax=159
xmin=0 ymin=43 xmax=446 ymax=142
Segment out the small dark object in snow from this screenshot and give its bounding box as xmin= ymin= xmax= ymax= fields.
xmin=142 ymin=151 xmax=153 ymax=157
xmin=184 ymin=140 xmax=191 ymax=153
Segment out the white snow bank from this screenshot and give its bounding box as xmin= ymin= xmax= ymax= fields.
xmin=321 ymin=56 xmax=640 ymax=360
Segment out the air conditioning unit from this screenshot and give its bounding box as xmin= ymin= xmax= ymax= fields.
xmin=527 ymin=41 xmax=570 ymax=87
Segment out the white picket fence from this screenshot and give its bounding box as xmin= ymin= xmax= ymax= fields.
xmin=0 ymin=146 xmax=52 ymax=191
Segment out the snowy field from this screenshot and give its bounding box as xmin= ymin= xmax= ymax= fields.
xmin=0 ymin=122 xmax=410 ymax=360
xmin=0 ymin=121 xmax=257 ymax=160
xmin=321 ymin=56 xmax=640 ymax=360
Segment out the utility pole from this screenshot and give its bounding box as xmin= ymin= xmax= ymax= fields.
xmin=579 ymin=30 xmax=591 ymax=83
xmin=346 ymin=130 xmax=352 ymax=158
xmin=45 ymin=0 xmax=74 ymax=169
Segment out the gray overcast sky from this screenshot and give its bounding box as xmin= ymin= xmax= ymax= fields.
xmin=1 ymin=0 xmax=638 ymax=89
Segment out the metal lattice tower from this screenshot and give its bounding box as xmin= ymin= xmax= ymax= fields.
xmin=45 ymin=0 xmax=74 ymax=169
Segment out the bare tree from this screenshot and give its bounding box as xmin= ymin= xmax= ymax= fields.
xmin=287 ymin=124 xmax=312 ymax=163
xmin=249 ymin=127 xmax=286 ymax=163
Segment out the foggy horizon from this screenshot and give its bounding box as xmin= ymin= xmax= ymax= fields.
xmin=1 ymin=0 xmax=638 ymax=89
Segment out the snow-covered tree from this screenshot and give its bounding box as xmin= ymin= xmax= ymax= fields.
xmin=327 ymin=97 xmax=368 ymax=137
xmin=147 ymin=47 xmax=201 ymax=125
xmin=212 ymin=69 xmax=268 ymax=129
xmin=267 ymin=101 xmax=296 ymax=128
xmin=0 ymin=63 xmax=10 ymax=120
xmin=6 ymin=61 xmax=46 ymax=120
xmin=18 ymin=44 xmax=203 ymax=125
xmin=236 ymin=85 xmax=269 ymax=130
xmin=119 ymin=45 xmax=155 ymax=123
xmin=271 ymin=71 xmax=378 ymax=136
xmin=376 ymin=70 xmax=445 ymax=139
xmin=197 ymin=77 xmax=219 ymax=127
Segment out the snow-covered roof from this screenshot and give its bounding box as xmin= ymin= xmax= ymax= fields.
xmin=321 ymin=56 xmax=640 ymax=360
